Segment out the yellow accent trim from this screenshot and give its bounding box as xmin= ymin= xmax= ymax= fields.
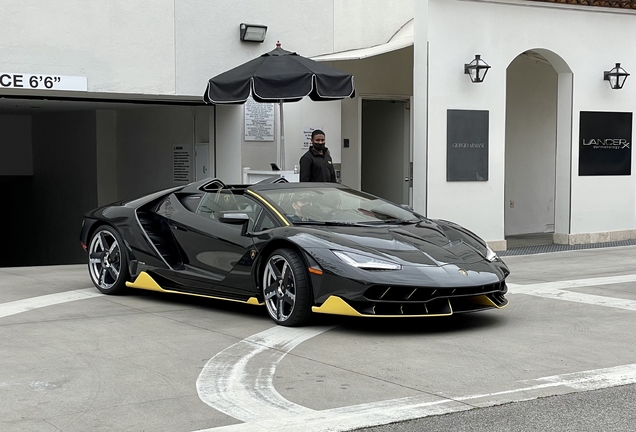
xmin=468 ymin=294 xmax=508 ymax=309
xmin=312 ymin=296 xmax=454 ymax=317
xmin=246 ymin=297 xmax=262 ymax=305
xmin=126 ymin=271 xmax=164 ymax=291
xmin=126 ymin=271 xmax=263 ymax=306
xmin=312 ymin=296 xmax=363 ymax=316
xmin=246 ymin=190 xmax=290 ymax=226
xmin=308 ymin=267 xmax=323 ymax=275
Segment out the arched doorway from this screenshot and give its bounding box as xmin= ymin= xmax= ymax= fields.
xmin=504 ymin=49 xmax=573 ymax=247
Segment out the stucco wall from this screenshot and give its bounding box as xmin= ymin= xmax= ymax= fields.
xmin=0 ymin=0 xmax=176 ymax=95
xmin=0 ymin=1 xmax=412 ymax=98
xmin=333 ymin=0 xmax=415 ymax=53
xmin=424 ymin=0 xmax=636 ymax=243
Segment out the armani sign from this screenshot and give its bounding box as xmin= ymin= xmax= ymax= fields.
xmin=447 ymin=110 xmax=489 ymax=181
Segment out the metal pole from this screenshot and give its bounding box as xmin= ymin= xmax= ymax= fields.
xmin=279 ymin=100 xmax=285 ymax=171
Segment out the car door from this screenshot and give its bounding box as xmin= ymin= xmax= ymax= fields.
xmin=153 ymin=191 xmax=259 ymax=297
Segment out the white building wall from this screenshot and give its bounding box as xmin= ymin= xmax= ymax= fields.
xmin=175 ymin=0 xmax=334 ymax=96
xmin=412 ymin=0 xmax=429 ymax=216
xmin=424 ymin=0 xmax=636 ymax=244
xmin=0 ymin=0 xmax=176 ymax=95
xmin=333 ymin=0 xmax=415 ymax=53
xmin=175 ymin=0 xmax=414 ymax=96
xmin=1 ymin=1 xmax=409 ymax=98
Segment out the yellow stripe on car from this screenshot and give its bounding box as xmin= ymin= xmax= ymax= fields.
xmin=246 ymin=190 xmax=290 ymax=226
xmin=126 ymin=271 xmax=262 ymax=305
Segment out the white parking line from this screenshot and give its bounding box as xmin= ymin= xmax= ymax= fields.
xmin=194 ymin=274 xmax=636 ymax=431
xmin=195 ymin=363 xmax=636 ymax=432
xmin=508 ymin=273 xmax=636 ymax=312
xmin=196 ymin=326 xmax=333 ymax=422
xmin=0 ymin=288 xmax=102 ymax=319
xmin=3 ymin=277 xmax=635 ymax=432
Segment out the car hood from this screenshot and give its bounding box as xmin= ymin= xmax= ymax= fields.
xmin=289 ymin=221 xmax=487 ymax=267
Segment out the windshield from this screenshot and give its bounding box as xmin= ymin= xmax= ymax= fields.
xmin=258 ymin=187 xmax=423 ymax=224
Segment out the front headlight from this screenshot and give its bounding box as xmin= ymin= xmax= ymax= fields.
xmin=485 ymin=244 xmax=498 ymax=262
xmin=332 ymin=250 xmax=402 ymax=270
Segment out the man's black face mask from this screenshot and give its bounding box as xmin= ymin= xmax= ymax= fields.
xmin=313 ymin=143 xmax=325 ymax=152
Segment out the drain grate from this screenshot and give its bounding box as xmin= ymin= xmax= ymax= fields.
xmin=499 ymin=239 xmax=636 ymax=257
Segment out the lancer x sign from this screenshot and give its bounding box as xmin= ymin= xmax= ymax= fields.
xmin=579 ymin=111 xmax=632 ymax=176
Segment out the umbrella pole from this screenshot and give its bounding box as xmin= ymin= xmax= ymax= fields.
xmin=279 ymin=100 xmax=285 ymax=171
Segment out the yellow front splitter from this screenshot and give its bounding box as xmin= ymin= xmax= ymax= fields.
xmin=312 ymin=294 xmax=507 ymax=317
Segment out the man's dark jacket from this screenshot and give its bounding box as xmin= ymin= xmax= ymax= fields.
xmin=299 ymin=146 xmax=337 ymax=182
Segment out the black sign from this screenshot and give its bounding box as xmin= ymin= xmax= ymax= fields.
xmin=447 ymin=110 xmax=489 ymax=181
xmin=579 ymin=111 xmax=632 ymax=176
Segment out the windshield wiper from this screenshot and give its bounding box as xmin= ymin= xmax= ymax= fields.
xmin=364 ymin=218 xmax=420 ymax=225
xmin=358 ymin=208 xmax=418 ymax=223
xmin=292 ymin=220 xmax=357 ymax=226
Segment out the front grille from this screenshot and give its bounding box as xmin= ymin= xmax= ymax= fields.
xmin=345 ymin=291 xmax=508 ymax=316
xmin=364 ymin=281 xmax=506 ymax=303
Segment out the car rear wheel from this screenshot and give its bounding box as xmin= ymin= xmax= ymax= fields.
xmin=88 ymin=226 xmax=129 ymax=294
xmin=262 ymin=248 xmax=312 ymax=326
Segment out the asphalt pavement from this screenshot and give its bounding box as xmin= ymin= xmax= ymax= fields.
xmin=1 ymin=245 xmax=636 ymax=432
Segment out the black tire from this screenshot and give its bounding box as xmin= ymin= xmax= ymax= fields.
xmin=87 ymin=225 xmax=129 ymax=294
xmin=262 ymin=248 xmax=312 ymax=326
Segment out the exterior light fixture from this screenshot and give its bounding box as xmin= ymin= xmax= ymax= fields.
xmin=604 ymin=63 xmax=629 ymax=89
xmin=239 ymin=23 xmax=267 ymax=43
xmin=464 ymin=54 xmax=491 ymax=83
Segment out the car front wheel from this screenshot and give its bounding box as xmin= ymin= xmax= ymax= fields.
xmin=88 ymin=226 xmax=129 ymax=294
xmin=262 ymin=248 xmax=312 ymax=326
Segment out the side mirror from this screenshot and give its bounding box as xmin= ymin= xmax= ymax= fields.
xmin=219 ymin=212 xmax=250 ymax=236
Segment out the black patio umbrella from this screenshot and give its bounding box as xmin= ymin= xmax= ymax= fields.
xmin=203 ymin=42 xmax=355 ymax=170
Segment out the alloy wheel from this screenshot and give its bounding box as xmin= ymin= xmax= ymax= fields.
xmin=88 ymin=229 xmax=122 ymax=290
xmin=263 ymin=254 xmax=297 ymax=322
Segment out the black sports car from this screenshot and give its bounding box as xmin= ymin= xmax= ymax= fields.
xmin=80 ymin=177 xmax=509 ymax=326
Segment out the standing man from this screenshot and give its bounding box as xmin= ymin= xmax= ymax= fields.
xmin=299 ymin=129 xmax=337 ymax=182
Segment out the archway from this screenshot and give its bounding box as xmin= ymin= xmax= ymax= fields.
xmin=504 ymin=49 xmax=573 ymax=247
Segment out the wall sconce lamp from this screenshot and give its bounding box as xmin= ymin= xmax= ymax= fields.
xmin=604 ymin=63 xmax=629 ymax=89
xmin=239 ymin=23 xmax=267 ymax=43
xmin=464 ymin=54 xmax=491 ymax=83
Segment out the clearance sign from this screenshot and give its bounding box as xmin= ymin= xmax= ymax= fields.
xmin=0 ymin=72 xmax=87 ymax=91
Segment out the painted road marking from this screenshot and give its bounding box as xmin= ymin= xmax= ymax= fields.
xmin=195 ymin=363 xmax=636 ymax=432
xmin=194 ymin=274 xmax=636 ymax=431
xmin=0 ymin=288 xmax=102 ymax=319
xmin=2 ymin=277 xmax=635 ymax=432
xmin=196 ymin=325 xmax=333 ymax=422
xmin=508 ymin=273 xmax=636 ymax=312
